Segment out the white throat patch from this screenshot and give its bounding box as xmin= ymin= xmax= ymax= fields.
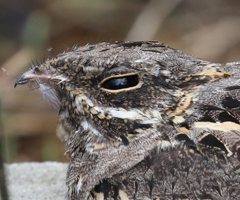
xmin=39 ymin=83 xmax=60 ymax=108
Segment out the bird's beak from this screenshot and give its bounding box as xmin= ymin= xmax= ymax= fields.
xmin=14 ymin=69 xmax=36 ymax=88
xmin=15 ymin=66 xmax=66 ymax=88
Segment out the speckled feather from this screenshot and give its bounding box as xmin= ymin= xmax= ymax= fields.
xmin=15 ymin=41 xmax=240 ymax=200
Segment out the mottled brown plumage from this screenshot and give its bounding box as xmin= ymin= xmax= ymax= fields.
xmin=15 ymin=41 xmax=240 ymax=200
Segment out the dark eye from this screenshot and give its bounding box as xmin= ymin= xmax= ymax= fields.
xmin=100 ymin=74 xmax=140 ymax=92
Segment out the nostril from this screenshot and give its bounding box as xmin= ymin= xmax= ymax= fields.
xmin=34 ymin=67 xmax=41 ymax=74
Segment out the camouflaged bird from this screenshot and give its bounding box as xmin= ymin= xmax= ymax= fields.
xmin=15 ymin=41 xmax=240 ymax=200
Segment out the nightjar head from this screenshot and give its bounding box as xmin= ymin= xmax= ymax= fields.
xmin=15 ymin=41 xmax=186 ymax=146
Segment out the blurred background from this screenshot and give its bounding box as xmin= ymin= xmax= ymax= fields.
xmin=1 ymin=0 xmax=240 ymax=163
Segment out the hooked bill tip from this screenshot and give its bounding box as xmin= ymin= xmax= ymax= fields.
xmin=14 ymin=71 xmax=30 ymax=88
xmin=14 ymin=82 xmax=18 ymax=88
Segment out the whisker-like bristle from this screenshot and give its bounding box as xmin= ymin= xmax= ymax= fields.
xmin=38 ymin=83 xmax=60 ymax=109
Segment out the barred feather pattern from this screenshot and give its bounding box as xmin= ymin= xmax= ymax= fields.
xmin=15 ymin=41 xmax=240 ymax=200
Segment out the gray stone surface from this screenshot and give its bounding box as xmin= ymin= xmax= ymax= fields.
xmin=3 ymin=162 xmax=68 ymax=200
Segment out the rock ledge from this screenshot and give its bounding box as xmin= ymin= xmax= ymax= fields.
xmin=3 ymin=162 xmax=68 ymax=200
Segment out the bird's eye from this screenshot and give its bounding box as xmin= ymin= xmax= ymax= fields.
xmin=100 ymin=74 xmax=141 ymax=92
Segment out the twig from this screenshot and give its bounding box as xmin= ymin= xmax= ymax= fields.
xmin=0 ymin=100 xmax=9 ymax=200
